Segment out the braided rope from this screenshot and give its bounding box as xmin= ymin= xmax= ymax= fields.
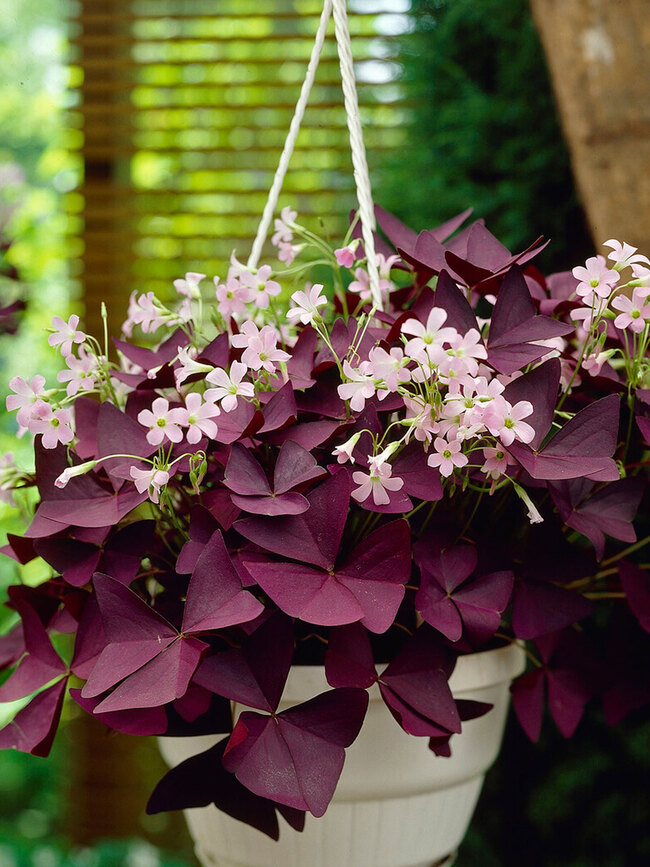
xmin=248 ymin=0 xmax=332 ymax=270
xmin=249 ymin=0 xmax=382 ymax=311
xmin=331 ymin=0 xmax=381 ymax=309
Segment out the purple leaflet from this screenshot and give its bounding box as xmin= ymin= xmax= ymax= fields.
xmin=69 ymin=688 xmax=168 ymax=736
xmin=549 ymin=477 xmax=644 ymax=560
xmin=257 ymin=382 xmax=298 ymax=434
xmin=181 ymin=530 xmax=264 ymax=633
xmin=325 ymin=623 xmax=377 ymax=689
xmin=93 ymin=636 xmax=207 ymax=713
xmin=618 ymin=561 xmax=650 ymax=633
xmin=0 ymin=602 xmax=67 ymax=702
xmin=236 ymin=472 xmax=350 ymax=570
xmin=242 ymin=520 xmax=410 ymax=633
xmin=194 ymin=613 xmax=294 ymax=712
xmin=487 ymin=266 xmax=573 ymax=375
xmin=0 ymin=678 xmax=67 ymax=756
xmin=71 ymin=595 xmax=106 ymax=679
xmin=415 ymin=544 xmax=513 ymax=645
xmin=433 ymin=270 xmax=480 ymax=335
xmin=392 ymin=443 xmax=443 ymax=503
xmin=511 ymin=579 xmax=594 ymax=640
xmin=507 ymin=395 xmax=621 ymax=481
xmin=222 ymin=688 xmax=368 ymax=816
xmin=147 ymin=738 xmax=306 ymax=838
xmin=0 ymin=622 xmax=24 ymax=670
xmin=96 ymin=401 xmax=156 ymax=489
xmin=176 ymin=506 xmax=221 ymax=574
xmin=223 ymin=441 xmax=324 ymax=516
xmin=82 ymin=574 xmax=178 ymax=698
xmin=378 ymin=626 xmax=461 ymax=737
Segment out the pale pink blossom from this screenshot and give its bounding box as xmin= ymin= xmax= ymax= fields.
xmin=28 ymin=403 xmax=75 ymax=449
xmin=6 ymin=375 xmax=48 ymax=427
xmin=123 ymin=292 xmax=166 ymax=335
xmin=348 ymin=256 xmax=395 ymax=301
xmin=443 ymin=329 xmax=488 ymax=378
xmin=367 ymin=442 xmax=400 ymax=473
xmin=351 ymin=462 xmax=404 ymax=506
xmin=55 ymin=459 xmax=99 ymax=489
xmin=57 ymin=346 xmax=97 ymax=397
xmin=612 ymin=288 xmax=650 ymax=333
xmin=232 ymin=321 xmax=290 ymax=373
xmin=174 ymin=345 xmax=213 ymax=388
xmin=376 ymin=253 xmax=400 ymax=282
xmin=214 ymin=276 xmax=252 ymax=319
xmin=277 ymin=241 xmax=302 ymax=264
xmin=573 ymin=255 xmax=619 ymax=302
xmin=179 ymin=392 xmax=220 ymax=444
xmin=205 ymin=360 xmax=255 ymax=412
xmin=173 ymin=272 xmax=205 ymax=299
xmin=227 ymin=251 xmax=250 ymax=280
xmin=401 ymin=308 xmax=457 ymax=364
xmin=239 ymin=265 xmax=282 ymax=310
xmin=48 ymin=314 xmax=86 ymax=356
xmin=334 ymin=242 xmax=358 ymax=268
xmin=481 ymin=447 xmax=514 ymax=479
xmin=271 ymin=206 xmax=297 ymax=246
xmin=426 ymin=437 xmax=468 ymax=478
xmin=603 ymin=239 xmax=650 ymax=270
xmin=367 ymin=345 xmax=411 ymax=396
xmin=403 ymin=397 xmax=438 ymax=444
xmin=337 ymin=360 xmax=376 ymax=412
xmin=130 ymin=465 xmax=170 ymax=504
xmin=287 ymin=284 xmax=327 ymax=326
xmin=332 ymin=432 xmax=361 ymax=464
xmin=582 ymin=351 xmax=610 ymax=377
xmin=630 ymin=264 xmax=650 ymax=288
xmin=348 ymin=268 xmax=373 ymax=300
xmin=483 ymin=397 xmax=535 ymax=447
xmin=137 ymin=397 xmax=186 ymax=446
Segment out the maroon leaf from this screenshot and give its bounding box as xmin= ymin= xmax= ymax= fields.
xmin=69 ymin=688 xmax=168 ymax=736
xmin=325 ymin=623 xmax=377 ymax=689
xmin=619 ymin=561 xmax=650 ymax=632
xmin=0 ymin=678 xmax=67 ymax=756
xmin=512 ymin=580 xmax=594 ymax=640
xmin=222 ymin=688 xmax=368 ymax=816
xmin=507 ymin=395 xmax=620 ymax=481
xmin=0 ymin=603 xmax=67 ymax=702
xmin=147 ymin=738 xmax=306 ymax=838
xmin=510 ymin=669 xmax=545 ymax=742
xmin=181 ymin=530 xmax=264 ymax=633
xmin=502 ymin=358 xmax=561 ymax=449
xmin=194 ymin=614 xmax=294 ymax=712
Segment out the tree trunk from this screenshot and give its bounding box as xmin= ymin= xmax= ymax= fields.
xmin=529 ymin=0 xmax=650 ymax=252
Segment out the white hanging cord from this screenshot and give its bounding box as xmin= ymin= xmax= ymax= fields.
xmin=248 ymin=0 xmax=332 ymax=271
xmin=331 ymin=0 xmax=381 ymax=310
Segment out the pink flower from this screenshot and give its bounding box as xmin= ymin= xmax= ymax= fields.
xmin=173 ymin=272 xmax=205 ymax=299
xmin=239 ymin=265 xmax=282 ymax=310
xmin=481 ymin=447 xmax=514 ymax=479
xmin=271 ymin=206 xmax=297 ymax=246
xmin=572 ymin=255 xmax=619 ymax=302
xmin=483 ymin=397 xmax=535 ymax=447
xmin=6 ymin=375 xmax=47 ymax=427
xmin=122 ymin=292 xmax=166 ymax=335
xmin=334 ymin=243 xmax=358 ymax=268
xmin=403 ymin=397 xmax=438 ymax=444
xmin=603 ymin=239 xmax=650 ymax=270
xmin=287 ymin=284 xmax=327 ymax=325
xmin=130 ymin=465 xmax=170 ymax=504
xmin=137 ymin=397 xmax=186 ymax=446
xmin=57 ymin=346 xmax=97 ymax=397
xmin=442 ymin=329 xmax=488 ymax=379
xmin=205 ymin=360 xmax=255 ymax=412
xmin=367 ymin=346 xmax=410 ymax=395
xmin=426 ymin=437 xmax=468 ymax=478
xmin=401 ymin=308 xmax=457 ymax=363
xmin=214 ymin=276 xmax=252 ymax=319
xmin=332 ymin=432 xmax=361 ymax=464
xmin=48 ymin=314 xmax=86 ymax=356
xmin=174 ymin=345 xmax=213 ymax=388
xmin=28 ymin=403 xmax=75 ymax=449
xmin=277 ymin=241 xmax=302 ymax=265
xmin=337 ymin=360 xmax=376 ymax=412
xmin=179 ymin=392 xmax=220 ymax=444
xmin=351 ymin=462 xmax=404 ymax=506
xmin=612 ymin=288 xmax=650 ymax=333
xmin=232 ymin=321 xmax=290 ymax=373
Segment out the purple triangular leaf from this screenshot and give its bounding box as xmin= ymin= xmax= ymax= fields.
xmin=512 ymin=580 xmax=594 ymax=640
xmin=224 ymin=444 xmax=271 ymax=496
xmin=0 ymin=602 xmax=67 ymax=702
xmin=182 ymin=530 xmax=264 ymax=633
xmin=503 ymin=359 xmax=560 ymax=449
xmin=619 ymin=560 xmax=650 ymax=633
xmin=273 ymin=440 xmax=326 ymax=494
xmin=325 ymin=623 xmax=377 ymax=689
xmin=0 ymin=678 xmax=67 ymax=756
xmin=69 ymin=688 xmax=168 ymax=735
xmin=510 ymin=669 xmax=545 ymax=742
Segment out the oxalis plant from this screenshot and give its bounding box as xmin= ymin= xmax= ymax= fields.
xmin=1 ymin=206 xmax=649 ymax=834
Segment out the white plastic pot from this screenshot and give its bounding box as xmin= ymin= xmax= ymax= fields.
xmin=159 ymin=642 xmax=525 ymax=867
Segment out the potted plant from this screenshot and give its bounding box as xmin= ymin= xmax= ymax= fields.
xmin=1 ymin=206 xmax=649 ymax=867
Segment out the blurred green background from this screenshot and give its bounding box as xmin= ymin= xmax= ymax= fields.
xmin=0 ymin=0 xmax=647 ymax=865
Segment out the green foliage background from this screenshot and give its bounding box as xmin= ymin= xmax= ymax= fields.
xmin=0 ymin=0 xmax=647 ymax=865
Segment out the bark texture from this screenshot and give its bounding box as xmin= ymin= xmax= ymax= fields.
xmin=529 ymin=0 xmax=650 ymax=250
